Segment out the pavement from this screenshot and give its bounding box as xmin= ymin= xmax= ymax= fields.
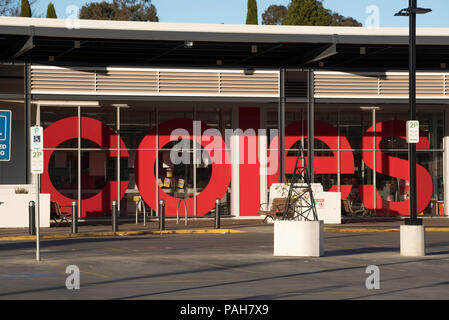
xmin=1 ymin=225 xmax=449 ymax=301
xmin=1 ymin=216 xmax=449 ymax=241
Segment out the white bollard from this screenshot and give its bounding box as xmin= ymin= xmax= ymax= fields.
xmin=274 ymin=220 xmax=324 ymax=257
xmin=400 ymin=225 xmax=426 ymax=257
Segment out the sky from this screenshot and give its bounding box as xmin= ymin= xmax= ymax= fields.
xmin=31 ymin=0 xmax=449 ymax=28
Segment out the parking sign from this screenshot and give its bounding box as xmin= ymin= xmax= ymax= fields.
xmin=406 ymin=120 xmax=420 ymax=144
xmin=30 ymin=126 xmax=44 ymax=174
xmin=0 ymin=110 xmax=11 ymax=161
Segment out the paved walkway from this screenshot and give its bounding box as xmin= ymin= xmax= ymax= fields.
xmin=1 ymin=216 xmax=449 ymax=240
xmin=0 ymin=218 xmax=266 ymax=238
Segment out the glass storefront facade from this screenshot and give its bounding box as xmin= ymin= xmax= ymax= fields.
xmin=267 ymin=103 xmax=444 ymax=216
xmin=39 ymin=102 xmax=233 ymax=218
xmin=0 ymin=65 xmax=438 ymax=220
xmin=35 ymin=100 xmax=446 ymax=218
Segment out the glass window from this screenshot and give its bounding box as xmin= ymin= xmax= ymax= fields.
xmin=158 ymin=146 xmax=194 ymax=200
xmin=48 ymin=150 xmax=78 ymax=200
xmin=339 ymin=109 xmax=372 ymax=150
xmin=41 ymin=106 xmax=78 ymax=148
xmin=120 ymin=105 xmax=156 ymax=150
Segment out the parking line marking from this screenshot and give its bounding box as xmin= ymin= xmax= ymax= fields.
xmin=41 ymin=261 xmax=110 ymax=279
xmin=155 ymin=255 xmax=261 ymax=275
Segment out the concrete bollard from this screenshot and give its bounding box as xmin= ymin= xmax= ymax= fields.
xmin=274 ymin=220 xmax=324 ymax=257
xmin=400 ymin=225 xmax=426 ymax=256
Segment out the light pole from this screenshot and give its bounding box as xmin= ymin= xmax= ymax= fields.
xmin=395 ymin=0 xmax=431 ymax=225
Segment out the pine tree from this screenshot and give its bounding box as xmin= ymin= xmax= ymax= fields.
xmin=46 ymin=2 xmax=57 ymax=18
xmin=246 ymin=0 xmax=258 ymax=25
xmin=20 ymin=0 xmax=31 ymax=17
xmin=283 ymin=0 xmax=330 ymax=26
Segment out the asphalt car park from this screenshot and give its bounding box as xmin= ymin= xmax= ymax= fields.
xmin=0 ymin=227 xmax=448 ymax=300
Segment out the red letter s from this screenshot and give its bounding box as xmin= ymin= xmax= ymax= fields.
xmin=360 ymin=120 xmax=433 ymax=215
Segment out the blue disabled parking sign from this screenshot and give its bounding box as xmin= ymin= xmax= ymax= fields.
xmin=0 ymin=110 xmax=11 ymax=161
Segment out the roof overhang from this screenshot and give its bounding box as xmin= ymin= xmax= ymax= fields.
xmin=1 ymin=17 xmax=449 ymax=69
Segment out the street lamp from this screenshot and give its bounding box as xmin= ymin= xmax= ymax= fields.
xmin=394 ymin=7 xmax=432 ymax=16
xmin=395 ymin=1 xmax=431 ymax=225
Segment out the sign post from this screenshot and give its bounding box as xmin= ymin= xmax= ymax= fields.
xmin=30 ymin=126 xmax=44 ymax=261
xmin=406 ymin=120 xmax=420 ymax=144
xmin=0 ymin=110 xmax=12 ymax=162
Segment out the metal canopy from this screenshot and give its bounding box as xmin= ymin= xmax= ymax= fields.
xmin=0 ymin=17 xmax=449 ymax=69
xmin=2 ymin=35 xmax=449 ymax=70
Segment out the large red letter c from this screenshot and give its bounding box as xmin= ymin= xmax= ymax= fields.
xmin=42 ymin=117 xmax=129 ymax=217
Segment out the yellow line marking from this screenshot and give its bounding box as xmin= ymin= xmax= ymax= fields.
xmin=325 ymin=227 xmax=449 ymax=233
xmin=1 ymin=227 xmax=449 ymax=241
xmin=0 ymin=229 xmax=248 ymax=241
xmin=324 ymin=228 xmax=400 ymax=233
xmin=41 ymin=261 xmax=110 ymax=279
xmin=425 ymin=228 xmax=449 ymax=232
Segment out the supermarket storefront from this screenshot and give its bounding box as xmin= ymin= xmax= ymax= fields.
xmin=34 ymin=94 xmax=444 ymax=218
xmin=0 ymin=17 xmax=448 ymax=219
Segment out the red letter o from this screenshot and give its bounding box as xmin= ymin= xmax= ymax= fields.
xmin=135 ymin=118 xmax=231 ymax=216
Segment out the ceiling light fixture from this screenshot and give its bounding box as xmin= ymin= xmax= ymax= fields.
xmin=184 ymin=41 xmax=194 ymax=48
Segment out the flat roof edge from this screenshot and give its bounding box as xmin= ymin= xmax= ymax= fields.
xmin=0 ymin=16 xmax=448 ymax=45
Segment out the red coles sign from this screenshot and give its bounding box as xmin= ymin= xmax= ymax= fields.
xmin=42 ymin=117 xmax=433 ymax=217
xmin=268 ymin=119 xmax=433 ymax=216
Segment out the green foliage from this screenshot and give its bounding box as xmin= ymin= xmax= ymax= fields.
xmin=283 ymin=0 xmax=329 ymax=26
xmin=46 ymin=2 xmax=57 ymax=18
xmin=262 ymin=4 xmax=287 ymax=25
xmin=246 ymin=0 xmax=258 ymax=25
xmin=80 ymin=0 xmax=159 ymax=21
xmin=20 ymin=0 xmax=31 ymax=17
xmin=80 ymin=2 xmax=116 ymax=20
xmin=329 ymin=12 xmax=362 ymax=27
xmin=280 ymin=0 xmax=362 ymax=27
xmin=0 ymin=0 xmax=15 ymax=15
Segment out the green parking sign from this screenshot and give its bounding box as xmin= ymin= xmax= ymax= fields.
xmin=406 ymin=120 xmax=420 ymax=144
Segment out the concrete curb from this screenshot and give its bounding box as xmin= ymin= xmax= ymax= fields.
xmin=324 ymin=227 xmax=449 ymax=233
xmin=1 ymin=227 xmax=449 ymax=241
xmin=0 ymin=228 xmax=248 ymax=241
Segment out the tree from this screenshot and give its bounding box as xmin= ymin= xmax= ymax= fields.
xmin=329 ymin=12 xmax=362 ymax=27
xmin=80 ymin=2 xmax=116 ymax=20
xmin=246 ymin=0 xmax=258 ymax=25
xmin=20 ymin=0 xmax=31 ymax=17
xmin=280 ymin=0 xmax=362 ymax=27
xmin=114 ymin=0 xmax=158 ymax=21
xmin=283 ymin=0 xmax=329 ymax=26
xmin=262 ymin=4 xmax=287 ymax=25
xmin=0 ymin=0 xmax=16 ymax=16
xmin=0 ymin=0 xmax=39 ymax=16
xmin=46 ymin=2 xmax=57 ymax=18
xmin=80 ymin=0 xmax=159 ymax=22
